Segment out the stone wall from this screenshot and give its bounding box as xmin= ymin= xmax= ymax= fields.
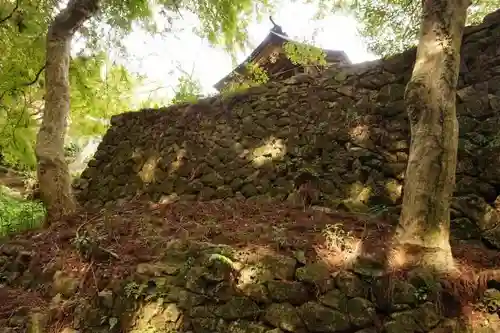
xmin=1 ymin=239 xmax=498 ymax=332
xmin=76 ymin=10 xmax=500 ymax=247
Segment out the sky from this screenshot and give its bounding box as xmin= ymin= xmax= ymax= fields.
xmin=118 ymin=0 xmax=379 ymax=104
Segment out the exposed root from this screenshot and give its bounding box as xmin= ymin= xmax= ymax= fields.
xmin=388 ymin=243 xmax=457 ymax=273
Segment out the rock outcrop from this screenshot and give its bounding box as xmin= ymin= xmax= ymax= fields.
xmin=76 ymin=10 xmax=500 ymax=247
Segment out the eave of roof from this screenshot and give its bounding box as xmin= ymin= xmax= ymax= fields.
xmin=213 ymin=31 xmax=285 ymax=90
xmin=213 ymin=30 xmax=351 ymax=91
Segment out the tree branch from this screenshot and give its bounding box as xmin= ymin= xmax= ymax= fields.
xmin=49 ymin=0 xmax=100 ymax=38
xmin=0 ymin=0 xmax=19 ymax=25
xmin=0 ymin=65 xmax=46 ymax=104
xmin=22 ymin=65 xmax=46 ymax=87
xmin=0 ymin=64 xmax=45 ymax=153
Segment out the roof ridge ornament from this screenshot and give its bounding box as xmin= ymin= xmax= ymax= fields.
xmin=269 ymin=16 xmax=287 ymax=36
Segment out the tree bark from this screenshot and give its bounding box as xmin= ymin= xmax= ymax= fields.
xmin=36 ymin=0 xmax=99 ymax=223
xmin=393 ymin=0 xmax=470 ymax=271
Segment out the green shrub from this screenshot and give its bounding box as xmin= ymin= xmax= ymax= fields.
xmin=0 ymin=186 xmax=45 ymax=236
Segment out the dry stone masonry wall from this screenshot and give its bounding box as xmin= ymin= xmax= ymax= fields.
xmin=1 ymin=240 xmax=498 ymax=332
xmin=76 ymin=10 xmax=500 ymax=248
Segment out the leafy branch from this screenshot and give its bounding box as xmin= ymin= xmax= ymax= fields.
xmin=0 ymin=65 xmax=46 ymax=104
xmin=0 ymin=0 xmax=19 ymax=25
xmin=0 ymin=64 xmax=45 ymax=168
xmin=24 ymin=65 xmax=46 ymax=87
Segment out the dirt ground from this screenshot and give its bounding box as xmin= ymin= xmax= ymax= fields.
xmin=1 ymin=198 xmax=499 ymax=329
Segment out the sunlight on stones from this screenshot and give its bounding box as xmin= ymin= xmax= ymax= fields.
xmin=138 ymin=154 xmax=160 ymax=184
xmin=385 ymin=179 xmax=402 ymax=204
xmin=349 ymin=182 xmax=372 ymax=204
xmin=250 ymin=136 xmax=286 ymax=167
xmin=130 ymin=302 xmax=182 ymax=332
xmin=340 ymin=182 xmax=373 ymax=213
xmin=168 ymin=148 xmax=188 ymax=176
xmin=349 ymin=124 xmax=373 ymax=148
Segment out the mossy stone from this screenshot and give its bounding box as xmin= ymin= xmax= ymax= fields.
xmin=263 ymin=303 xmax=304 ymax=332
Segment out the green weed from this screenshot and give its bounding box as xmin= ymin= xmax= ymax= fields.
xmin=322 ymin=223 xmax=360 ymax=256
xmin=0 ymin=186 xmax=45 ymax=236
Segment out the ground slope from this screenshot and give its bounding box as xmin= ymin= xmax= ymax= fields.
xmin=0 ymin=199 xmax=499 ymax=332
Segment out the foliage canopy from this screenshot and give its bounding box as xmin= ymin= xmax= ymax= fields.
xmin=312 ymin=0 xmax=500 ymax=56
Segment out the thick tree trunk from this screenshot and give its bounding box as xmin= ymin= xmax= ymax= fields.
xmin=393 ymin=0 xmax=470 ymax=271
xmin=36 ymin=0 xmax=99 ymax=223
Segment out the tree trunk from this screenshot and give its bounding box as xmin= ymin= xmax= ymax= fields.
xmin=393 ymin=0 xmax=470 ymax=271
xmin=36 ymin=0 xmax=99 ymax=223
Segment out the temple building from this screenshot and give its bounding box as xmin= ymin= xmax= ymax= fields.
xmin=213 ymin=17 xmax=351 ymax=92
